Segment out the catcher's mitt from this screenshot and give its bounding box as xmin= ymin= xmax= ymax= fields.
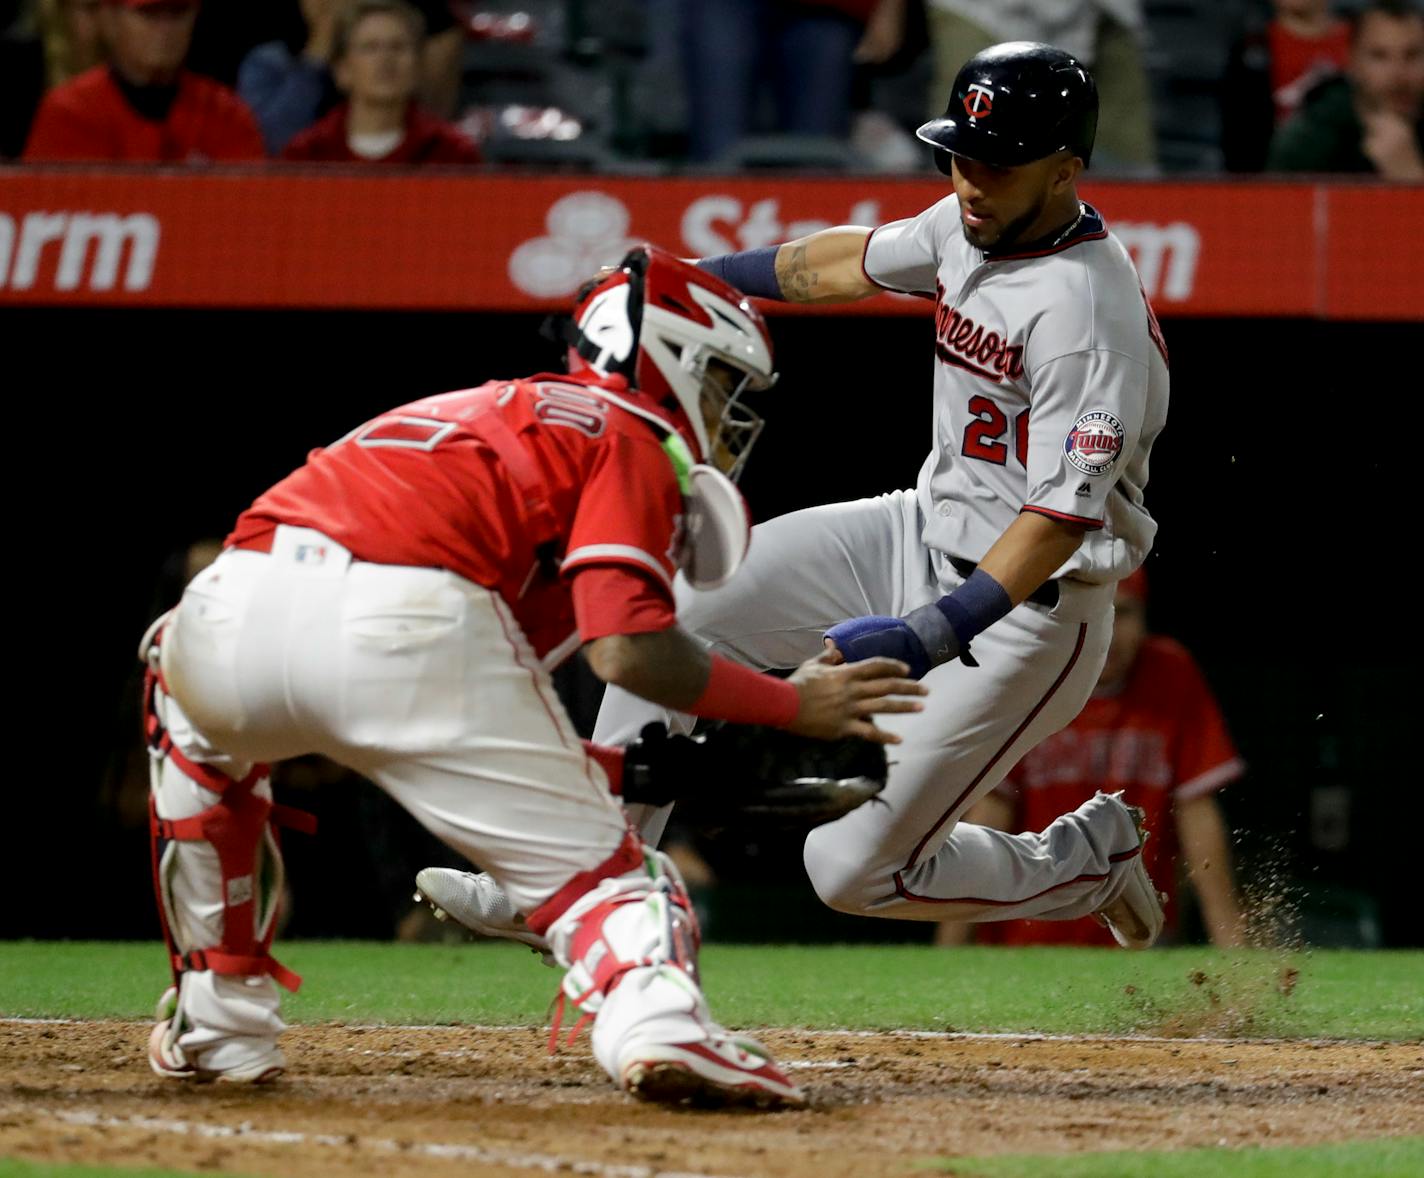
xmin=620 ymin=722 xmax=887 ymax=829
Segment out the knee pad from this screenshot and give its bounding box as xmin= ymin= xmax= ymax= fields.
xmin=143 ymin=615 xmax=315 ymax=994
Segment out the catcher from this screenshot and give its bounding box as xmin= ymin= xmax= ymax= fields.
xmin=141 ymin=246 xmax=923 ymax=1108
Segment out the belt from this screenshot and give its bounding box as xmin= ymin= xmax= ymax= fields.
xmin=949 ymin=557 xmax=1059 ymax=610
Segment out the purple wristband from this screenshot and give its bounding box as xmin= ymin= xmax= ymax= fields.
xmin=696 ymin=248 xmax=784 ymax=301
xmin=936 ymin=569 xmax=1012 ymax=646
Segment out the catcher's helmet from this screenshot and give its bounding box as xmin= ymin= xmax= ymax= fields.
xmin=569 ymin=245 xmax=776 ymax=480
xmin=917 ymin=42 xmax=1098 ymax=174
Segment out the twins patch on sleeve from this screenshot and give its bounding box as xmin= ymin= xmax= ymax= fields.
xmin=1064 ymin=410 xmax=1125 ymax=476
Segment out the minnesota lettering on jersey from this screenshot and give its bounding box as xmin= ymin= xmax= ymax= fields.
xmin=934 ymin=280 xmax=1024 ymax=383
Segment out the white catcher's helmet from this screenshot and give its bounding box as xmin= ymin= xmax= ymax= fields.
xmin=569 ymin=244 xmax=777 ymax=481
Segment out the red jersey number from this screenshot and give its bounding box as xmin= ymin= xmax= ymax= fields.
xmin=534 ymin=384 xmax=608 ymax=438
xmin=963 ymin=397 xmax=1029 ymax=467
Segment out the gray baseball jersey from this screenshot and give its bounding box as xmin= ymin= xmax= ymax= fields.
xmin=863 ymin=196 xmax=1169 ymax=584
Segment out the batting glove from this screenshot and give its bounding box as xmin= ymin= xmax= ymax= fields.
xmin=824 ymin=615 xmax=933 ymax=680
xmin=826 ymin=601 xmax=977 ymax=681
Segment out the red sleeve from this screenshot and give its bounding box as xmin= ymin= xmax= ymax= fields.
xmin=571 ymin=564 xmax=676 ymax=642
xmin=432 ymin=127 xmax=481 ymax=163
xmin=214 ymin=96 xmax=266 ymax=160
xmin=1162 ymin=647 xmax=1245 ymax=801
xmin=23 ymin=91 xmax=109 ymax=160
xmin=281 ymin=125 xmax=324 ymax=160
xmin=562 ymin=430 xmax=682 ymax=591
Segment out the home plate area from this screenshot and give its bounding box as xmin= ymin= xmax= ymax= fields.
xmin=2 ymin=1021 xmax=1421 ymax=1178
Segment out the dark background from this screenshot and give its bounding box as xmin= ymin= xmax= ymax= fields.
xmin=6 ymin=309 xmax=1417 ymax=945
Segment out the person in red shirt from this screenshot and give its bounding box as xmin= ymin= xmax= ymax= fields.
xmin=139 ymin=246 xmax=923 ymax=1107
xmin=23 ymin=0 xmax=263 ymax=162
xmin=282 ymin=0 xmax=479 ymax=164
xmin=937 ymin=569 xmax=1248 ymax=948
xmin=1222 ymin=0 xmax=1352 ymax=172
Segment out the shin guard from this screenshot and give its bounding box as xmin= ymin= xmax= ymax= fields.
xmin=142 ymin=615 xmax=314 ymax=1079
xmin=541 ymin=847 xmax=801 ymax=1107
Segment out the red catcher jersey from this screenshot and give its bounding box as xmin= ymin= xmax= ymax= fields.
xmin=227 ymin=376 xmax=684 ymax=662
xmin=24 ymin=66 xmax=263 ymax=162
xmin=985 ymin=636 xmax=1245 ymax=946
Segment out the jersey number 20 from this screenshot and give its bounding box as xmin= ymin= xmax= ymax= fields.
xmin=962 ymin=396 xmax=1028 ymax=467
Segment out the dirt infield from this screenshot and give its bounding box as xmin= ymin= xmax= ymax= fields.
xmin=2 ymin=1021 xmax=1421 ymax=1177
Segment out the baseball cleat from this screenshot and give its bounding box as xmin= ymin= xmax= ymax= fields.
xmin=619 ymin=1035 xmax=805 ymax=1110
xmin=414 ymin=868 xmax=555 ymax=965
xmin=1092 ymin=794 xmax=1167 ymax=950
xmin=148 ymin=987 xmax=285 ymax=1084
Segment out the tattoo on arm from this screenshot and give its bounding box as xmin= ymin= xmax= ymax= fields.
xmin=776 ymin=242 xmax=819 ymax=303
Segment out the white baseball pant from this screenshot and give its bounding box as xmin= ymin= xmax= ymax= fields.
xmin=156 ymin=526 xmax=633 ymax=1066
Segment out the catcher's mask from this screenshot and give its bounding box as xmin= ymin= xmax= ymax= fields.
xmin=568 ymin=244 xmax=778 ymax=483
xmin=549 ymin=246 xmax=777 ymax=590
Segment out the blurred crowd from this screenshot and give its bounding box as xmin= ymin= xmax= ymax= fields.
xmin=1 ymin=0 xmax=1420 ymax=177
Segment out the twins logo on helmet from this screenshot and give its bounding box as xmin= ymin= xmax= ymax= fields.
xmin=963 ymin=84 xmax=994 ymax=120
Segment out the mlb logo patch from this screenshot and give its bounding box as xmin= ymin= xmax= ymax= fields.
xmin=1064 ymin=411 xmax=1124 ymax=476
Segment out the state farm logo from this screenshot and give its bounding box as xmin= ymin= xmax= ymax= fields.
xmin=507 ymin=190 xmax=885 ymax=298
xmin=0 ymin=211 xmax=160 ymax=292
xmin=508 ymin=192 xmax=638 ymax=298
xmin=1114 ymin=221 xmax=1200 ymax=302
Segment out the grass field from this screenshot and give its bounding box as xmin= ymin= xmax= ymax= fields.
xmin=5 ymin=1139 xmax=1424 ymax=1178
xmin=3 ymin=941 xmax=1421 ymax=1178
xmin=3 ymin=940 xmax=1422 ymax=1040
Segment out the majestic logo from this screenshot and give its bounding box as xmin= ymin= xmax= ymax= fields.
xmin=933 ymin=284 xmax=1024 ymax=383
xmin=1064 ymin=411 xmax=1125 ymax=476
xmin=963 ymin=83 xmax=994 ymax=120
xmin=0 ymin=211 xmax=160 ymax=292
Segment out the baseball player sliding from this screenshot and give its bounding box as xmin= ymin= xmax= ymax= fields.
xmin=140 ymin=246 xmax=925 ymax=1108
xmin=421 ymin=43 xmax=1171 ymax=956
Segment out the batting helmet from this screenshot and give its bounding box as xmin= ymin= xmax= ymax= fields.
xmin=917 ymin=42 xmax=1099 ymax=175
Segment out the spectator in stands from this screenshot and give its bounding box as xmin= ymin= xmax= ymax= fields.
xmin=1268 ymin=0 xmax=1424 ymax=179
xmin=282 ymin=0 xmax=479 ymax=164
xmin=237 ymin=0 xmax=342 ymax=155
xmin=39 ymin=0 xmax=107 ymax=88
xmin=2 ymin=3 xmax=43 ymax=159
xmin=936 ymin=570 xmax=1249 ymax=949
xmin=681 ymin=0 xmax=906 ymax=164
xmin=23 ymin=0 xmax=263 ymax=162
xmin=1221 ymin=0 xmax=1351 ymax=173
xmin=412 ymin=0 xmax=463 ymax=119
xmin=923 ymin=1 xmax=1155 ymax=172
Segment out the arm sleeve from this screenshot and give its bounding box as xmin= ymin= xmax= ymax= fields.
xmin=860 ymin=196 xmax=954 ymax=295
xmin=563 ymin=431 xmax=682 ymax=594
xmin=215 ymin=98 xmax=267 ymax=161
xmin=1022 ymin=347 xmax=1149 ymax=529
xmin=22 ymin=94 xmax=108 ymax=160
xmin=1170 ymin=658 xmax=1246 ymax=801
xmin=237 ymin=44 xmax=329 ymax=155
xmin=430 ymin=126 xmax=482 ymax=163
xmin=571 ymin=564 xmax=677 ymax=642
